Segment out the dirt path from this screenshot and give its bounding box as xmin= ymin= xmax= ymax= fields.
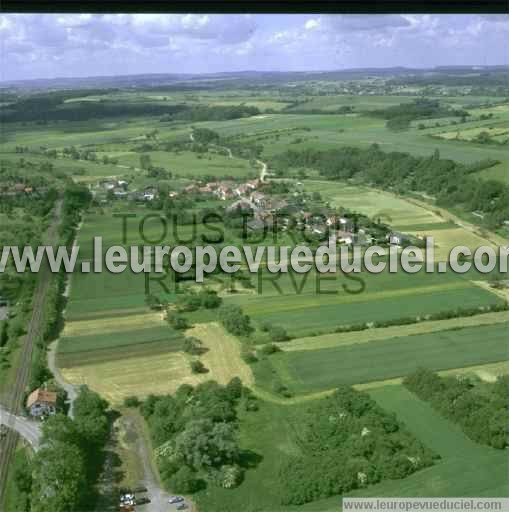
xmin=121 ymin=414 xmax=195 ymax=512
xmin=256 ymin=159 xmax=268 ymax=182
xmin=190 ymin=129 xmax=269 ymax=182
xmin=47 ymin=219 xmax=84 ymax=419
xmin=47 ymin=341 xmax=78 ymax=418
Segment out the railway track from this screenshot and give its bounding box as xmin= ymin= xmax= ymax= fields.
xmin=0 ymin=201 xmax=62 ymax=503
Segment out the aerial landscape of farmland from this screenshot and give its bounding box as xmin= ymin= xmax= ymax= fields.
xmin=0 ymin=11 xmax=508 ymax=512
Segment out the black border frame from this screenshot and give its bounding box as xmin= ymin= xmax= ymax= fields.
xmin=2 ymin=0 xmax=508 ymax=13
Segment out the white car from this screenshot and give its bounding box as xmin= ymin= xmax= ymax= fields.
xmin=169 ymin=496 xmax=184 ymax=504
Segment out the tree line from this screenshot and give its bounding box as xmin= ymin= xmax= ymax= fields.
xmin=270 ymin=144 xmax=509 ymax=229
xmin=404 ymin=368 xmax=508 ymax=449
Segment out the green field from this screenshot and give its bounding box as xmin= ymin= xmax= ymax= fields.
xmin=194 ymin=384 xmax=509 ymax=512
xmin=224 ymin=266 xmax=501 ymax=336
xmin=197 ymin=112 xmax=509 ymax=178
xmin=256 ymin=322 xmax=509 ymax=394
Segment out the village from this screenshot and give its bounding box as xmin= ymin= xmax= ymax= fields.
xmin=92 ymin=176 xmax=419 ymax=248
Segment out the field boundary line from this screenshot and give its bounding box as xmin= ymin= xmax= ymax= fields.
xmin=281 ymin=311 xmax=509 ymax=352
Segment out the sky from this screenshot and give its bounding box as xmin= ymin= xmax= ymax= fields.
xmin=0 ymin=14 xmax=508 ymax=81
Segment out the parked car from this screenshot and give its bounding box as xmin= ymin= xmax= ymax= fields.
xmin=176 ymin=505 xmax=188 ymax=511
xmin=133 ymin=485 xmax=148 ymax=493
xmin=169 ymin=495 xmax=184 ymax=503
xmin=135 ymin=497 xmax=151 ymax=505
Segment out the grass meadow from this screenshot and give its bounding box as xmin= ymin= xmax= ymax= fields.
xmin=254 ymin=322 xmax=509 ymax=394
xmin=193 ymin=384 xmax=509 ymax=512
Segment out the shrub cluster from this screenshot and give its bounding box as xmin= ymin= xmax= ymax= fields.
xmin=218 ymin=305 xmax=253 ymax=336
xmin=404 ymin=369 xmax=508 ymax=449
xmin=278 ymin=386 xmax=436 ymax=505
xmin=142 ymin=379 xmax=257 ymax=493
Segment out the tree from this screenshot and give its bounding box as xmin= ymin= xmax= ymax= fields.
xmin=31 ymin=442 xmax=86 ymax=512
xmin=175 ymin=419 xmax=239 ymax=471
xmin=168 ymin=466 xmax=201 ymax=494
xmin=183 ymin=336 xmax=204 ymax=355
xmin=73 ymin=387 xmax=109 ymax=450
xmin=190 ymin=360 xmax=208 ymax=374
xmin=199 ymin=289 xmax=222 ymax=309
xmin=218 ymin=305 xmax=252 ymax=336
xmin=41 ymin=414 xmax=80 ymax=447
xmin=225 ymin=377 xmax=243 ymax=401
xmin=167 ymin=313 xmax=189 ymax=330
xmin=269 ymin=325 xmax=290 ymax=342
xmin=0 ymin=320 xmax=8 ymax=347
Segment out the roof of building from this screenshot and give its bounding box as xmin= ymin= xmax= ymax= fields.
xmin=26 ymin=388 xmax=57 ymax=409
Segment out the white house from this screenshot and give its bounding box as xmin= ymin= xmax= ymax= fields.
xmin=26 ymin=388 xmax=57 ymax=418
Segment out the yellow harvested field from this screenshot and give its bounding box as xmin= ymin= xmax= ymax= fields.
xmin=436 ymin=125 xmax=509 ymax=141
xmin=62 ymin=312 xmax=164 ymax=337
xmin=283 ymin=310 xmax=509 ymax=352
xmin=61 ymin=322 xmax=253 ymax=404
xmin=473 ymin=280 xmax=509 ymax=301
xmin=188 ymin=322 xmax=254 ymax=386
xmin=406 ymin=227 xmax=497 ymax=261
xmin=62 ymin=350 xmax=199 ymax=404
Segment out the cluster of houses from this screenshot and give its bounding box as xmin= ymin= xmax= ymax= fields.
xmin=94 ymin=179 xmax=157 ymax=202
xmin=0 ymin=183 xmax=38 ymax=197
xmin=183 ymin=178 xmax=261 ymax=201
xmin=93 ymin=176 xmax=416 ymax=247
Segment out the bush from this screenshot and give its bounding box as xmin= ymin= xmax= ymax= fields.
xmin=268 ymin=325 xmax=290 ymax=342
xmin=182 ymin=336 xmax=204 ymax=355
xmin=167 ymin=313 xmax=190 ymax=330
xmin=168 ymin=466 xmax=201 ymax=494
xmin=260 ymin=343 xmax=281 ymax=355
xmin=124 ymin=396 xmax=141 ymax=408
xmin=176 ymin=292 xmax=202 ymax=312
xmin=190 ymin=360 xmax=208 ymax=374
xmin=199 ymin=289 xmax=222 ymax=309
xmin=241 ymin=348 xmax=258 ymax=364
xmin=208 ymin=464 xmax=243 ymax=489
xmin=218 ymin=305 xmax=253 ymax=336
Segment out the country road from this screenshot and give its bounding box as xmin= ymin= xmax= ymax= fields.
xmin=189 ymin=129 xmax=269 ymax=182
xmin=47 ymin=341 xmax=78 ymax=419
xmin=0 ymin=407 xmax=41 ymax=451
xmin=257 ymin=158 xmax=268 ymax=182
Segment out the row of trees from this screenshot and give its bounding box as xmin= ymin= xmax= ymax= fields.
xmin=404 ymin=369 xmax=508 ymax=449
xmin=278 ymin=386 xmax=437 ymax=505
xmin=370 ymin=98 xmax=469 ymax=131
xmin=270 ymin=144 xmax=509 ymax=229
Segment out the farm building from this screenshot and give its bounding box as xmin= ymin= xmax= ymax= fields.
xmin=388 ymin=231 xmax=411 ymax=246
xmin=26 ymin=388 xmax=57 ymax=418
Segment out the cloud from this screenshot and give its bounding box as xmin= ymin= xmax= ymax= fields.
xmin=325 ymin=14 xmax=411 ymax=32
xmin=0 ymin=14 xmax=507 ymax=81
xmin=305 ymin=18 xmax=320 ymax=31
